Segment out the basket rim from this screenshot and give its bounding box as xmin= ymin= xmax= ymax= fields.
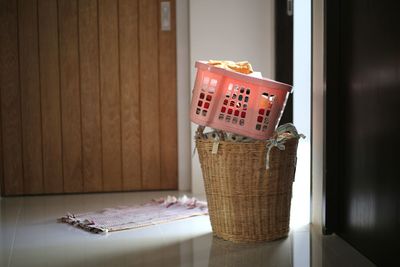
xmin=195 ymin=135 xmax=299 ymax=145
xmin=195 ymin=60 xmax=293 ymax=92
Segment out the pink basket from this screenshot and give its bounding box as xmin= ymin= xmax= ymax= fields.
xmin=190 ymin=61 xmax=293 ymax=140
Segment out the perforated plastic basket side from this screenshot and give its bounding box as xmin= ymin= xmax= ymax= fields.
xmin=190 ymin=61 xmax=292 ymax=140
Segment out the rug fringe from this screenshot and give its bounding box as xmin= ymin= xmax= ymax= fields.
xmin=153 ymin=195 xmax=208 ymax=210
xmin=58 ymin=213 xmax=108 ymax=234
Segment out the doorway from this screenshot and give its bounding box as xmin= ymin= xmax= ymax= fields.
xmin=275 ymin=0 xmax=311 ymax=229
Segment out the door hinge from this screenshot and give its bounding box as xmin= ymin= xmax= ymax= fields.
xmin=161 ymin=1 xmax=171 ymax=31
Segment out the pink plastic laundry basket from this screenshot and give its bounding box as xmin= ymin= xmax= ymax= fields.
xmin=190 ymin=61 xmax=293 ymax=140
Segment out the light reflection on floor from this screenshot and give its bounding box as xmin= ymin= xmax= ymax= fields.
xmin=290 ymin=141 xmax=311 ymax=230
xmin=0 ymin=191 xmax=374 ymax=267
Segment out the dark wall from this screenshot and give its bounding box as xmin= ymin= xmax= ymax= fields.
xmin=275 ymin=0 xmax=293 ymax=124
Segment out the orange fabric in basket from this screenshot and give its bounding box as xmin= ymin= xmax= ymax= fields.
xmin=208 ymin=60 xmax=254 ymax=74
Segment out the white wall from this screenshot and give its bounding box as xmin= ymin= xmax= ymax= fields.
xmin=311 ymin=0 xmax=325 ymax=229
xmin=189 ymin=0 xmax=276 ymax=194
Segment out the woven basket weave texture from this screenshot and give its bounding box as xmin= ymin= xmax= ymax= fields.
xmin=196 ymin=137 xmax=298 ymax=243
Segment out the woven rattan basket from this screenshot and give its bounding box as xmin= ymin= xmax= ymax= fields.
xmin=196 ymin=135 xmax=299 ymax=243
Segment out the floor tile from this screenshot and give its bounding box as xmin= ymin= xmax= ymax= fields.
xmin=1 ymin=192 xmax=376 ymax=267
xmin=0 ymin=198 xmax=23 ymax=267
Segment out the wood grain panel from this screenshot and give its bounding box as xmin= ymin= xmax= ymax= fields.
xmin=0 ymin=0 xmax=24 ymax=195
xmin=38 ymin=0 xmax=63 ymax=193
xmin=119 ymin=0 xmax=141 ymax=190
xmin=0 ymin=0 xmax=177 ymax=195
xmin=139 ymin=0 xmax=161 ymax=189
xmin=58 ymin=0 xmax=83 ymax=193
xmin=79 ymin=0 xmax=103 ymax=192
xmin=18 ymin=0 xmax=44 ymax=194
xmin=326 ymin=1 xmax=400 ymax=265
xmin=159 ymin=0 xmax=177 ymax=189
xmin=98 ymin=0 xmax=122 ymax=191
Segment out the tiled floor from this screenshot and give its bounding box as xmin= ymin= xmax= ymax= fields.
xmin=0 ymin=191 xmax=375 ymax=267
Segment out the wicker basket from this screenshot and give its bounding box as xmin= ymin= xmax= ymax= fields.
xmin=196 ymin=135 xmax=299 ymax=243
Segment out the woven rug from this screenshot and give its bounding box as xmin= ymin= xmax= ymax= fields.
xmin=58 ymin=195 xmax=208 ymax=233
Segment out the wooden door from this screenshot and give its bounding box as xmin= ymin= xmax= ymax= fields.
xmin=0 ymin=0 xmax=177 ymax=196
xmin=325 ymin=0 xmax=400 ymax=265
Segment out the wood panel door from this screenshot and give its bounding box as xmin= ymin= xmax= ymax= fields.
xmin=325 ymin=0 xmax=400 ymax=265
xmin=0 ymin=0 xmax=177 ymax=196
